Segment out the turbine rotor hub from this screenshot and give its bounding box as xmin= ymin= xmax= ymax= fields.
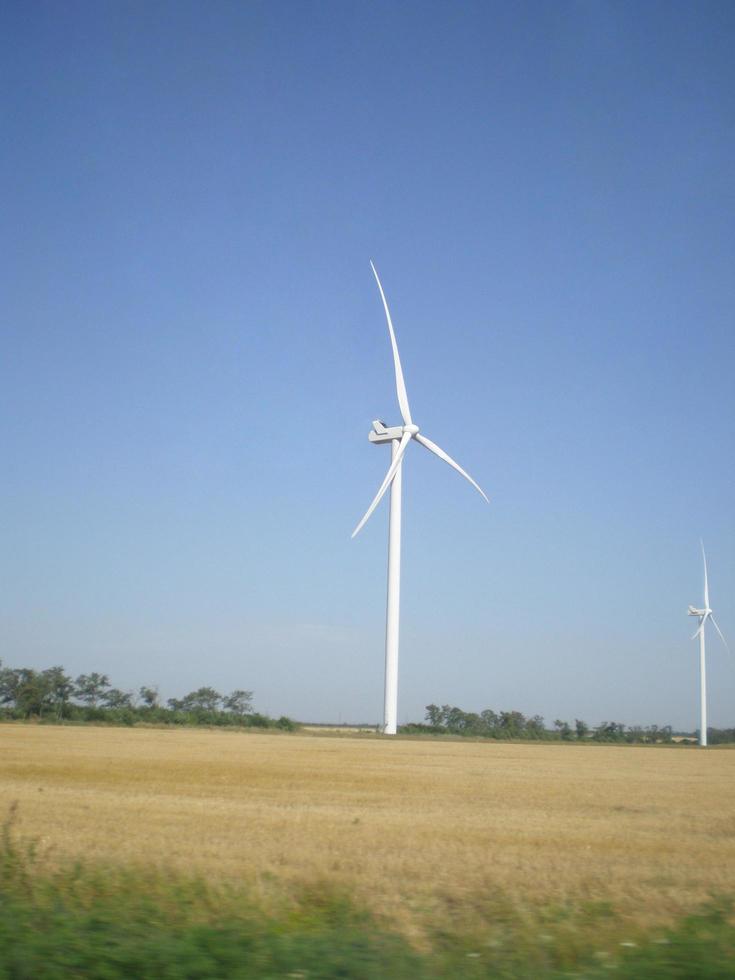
xmin=404 ymin=423 xmax=419 ymax=435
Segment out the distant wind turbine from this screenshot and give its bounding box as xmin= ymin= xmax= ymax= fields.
xmin=688 ymin=541 xmax=730 ymax=747
xmin=352 ymin=261 xmax=489 ymax=735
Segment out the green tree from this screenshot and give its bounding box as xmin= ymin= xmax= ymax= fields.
xmin=181 ymin=687 xmax=222 ymax=713
xmin=74 ymin=673 xmax=111 ymax=708
xmin=102 ymin=688 xmax=133 ymax=710
xmin=480 ymin=709 xmax=499 ymax=735
xmin=0 ymin=668 xmax=53 ymax=717
xmin=425 ymin=704 xmax=443 ymax=728
xmin=526 ymin=715 xmax=546 ymax=739
xmin=574 ymin=718 xmax=589 ymax=740
xmin=41 ymin=666 xmax=74 ymax=720
xmin=0 ymin=662 xmax=16 ymax=709
xmin=444 ymin=706 xmax=470 ymax=733
xmin=222 ymin=690 xmax=253 ymax=717
xmin=138 ymin=686 xmax=160 ymax=709
xmin=593 ymin=721 xmax=626 ymax=743
xmin=554 ymin=719 xmax=573 ymax=741
xmin=499 ymin=710 xmax=526 ymax=738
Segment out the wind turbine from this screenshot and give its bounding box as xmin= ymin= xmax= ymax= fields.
xmin=352 ymin=261 xmax=489 ymax=735
xmin=688 ymin=541 xmax=730 ymax=747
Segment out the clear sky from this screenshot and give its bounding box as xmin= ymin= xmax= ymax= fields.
xmin=2 ymin=0 xmax=733 ymax=730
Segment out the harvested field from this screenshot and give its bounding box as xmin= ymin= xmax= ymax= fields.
xmin=1 ymin=725 xmax=734 ymax=937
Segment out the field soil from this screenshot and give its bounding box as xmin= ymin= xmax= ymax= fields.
xmin=1 ymin=725 xmax=734 ymax=937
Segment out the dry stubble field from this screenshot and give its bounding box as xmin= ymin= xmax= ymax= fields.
xmin=2 ymin=725 xmax=734 ymax=937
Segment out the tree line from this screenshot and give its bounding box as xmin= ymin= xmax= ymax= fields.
xmin=707 ymin=727 xmax=735 ymax=745
xmin=0 ymin=661 xmax=296 ymax=730
xmin=401 ymin=703 xmax=678 ymax=743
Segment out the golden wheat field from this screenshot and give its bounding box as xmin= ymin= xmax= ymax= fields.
xmin=2 ymin=725 xmax=734 ymax=935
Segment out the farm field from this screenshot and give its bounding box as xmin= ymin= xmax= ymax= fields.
xmin=2 ymin=724 xmax=734 ymax=938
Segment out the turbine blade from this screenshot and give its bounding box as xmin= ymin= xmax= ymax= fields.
xmin=710 ymin=616 xmax=731 ymax=655
xmin=701 ymin=540 xmax=709 ymax=609
xmin=414 ymin=433 xmax=489 ymax=502
xmin=351 ymin=431 xmax=412 ymax=538
xmin=370 ymin=261 xmax=413 ymax=426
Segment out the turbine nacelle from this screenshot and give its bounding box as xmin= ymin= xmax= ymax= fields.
xmin=369 ymin=420 xmax=404 ymax=444
xmin=688 ymin=605 xmax=706 ymax=617
xmin=369 ymin=420 xmax=420 ymax=444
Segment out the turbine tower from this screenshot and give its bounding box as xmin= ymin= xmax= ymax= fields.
xmin=688 ymin=541 xmax=730 ymax=747
xmin=352 ymin=262 xmax=488 ymax=735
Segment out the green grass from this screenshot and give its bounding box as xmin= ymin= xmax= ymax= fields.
xmin=0 ymin=808 xmax=733 ymax=979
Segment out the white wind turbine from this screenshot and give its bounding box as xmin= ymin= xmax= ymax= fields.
xmin=352 ymin=261 xmax=489 ymax=735
xmin=688 ymin=541 xmax=730 ymax=747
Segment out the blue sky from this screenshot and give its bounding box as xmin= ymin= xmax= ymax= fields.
xmin=2 ymin=0 xmax=733 ymax=729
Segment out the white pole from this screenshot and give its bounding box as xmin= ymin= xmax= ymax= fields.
xmin=699 ymin=623 xmax=707 ymax=748
xmin=383 ymin=438 xmax=402 ymax=735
